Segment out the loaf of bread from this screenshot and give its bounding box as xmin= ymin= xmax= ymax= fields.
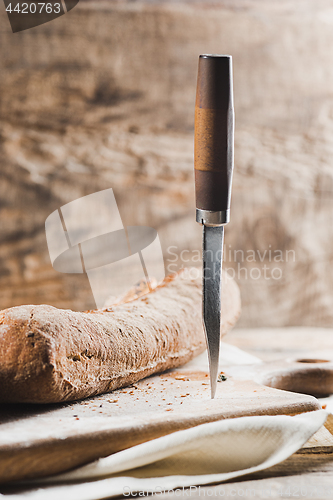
xmin=0 ymin=269 xmax=240 ymax=403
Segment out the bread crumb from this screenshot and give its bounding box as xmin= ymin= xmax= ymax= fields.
xmin=217 ymin=373 xmax=227 ymax=382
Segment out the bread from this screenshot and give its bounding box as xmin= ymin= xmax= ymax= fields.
xmin=0 ymin=269 xmax=241 ymax=403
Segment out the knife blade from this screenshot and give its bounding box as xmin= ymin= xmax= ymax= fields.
xmin=194 ymin=54 xmax=234 ymax=399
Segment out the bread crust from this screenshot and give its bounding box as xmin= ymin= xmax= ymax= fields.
xmin=0 ymin=269 xmax=240 ymax=403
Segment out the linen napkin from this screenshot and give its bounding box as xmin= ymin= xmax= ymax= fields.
xmin=2 ymin=409 xmax=327 ymax=500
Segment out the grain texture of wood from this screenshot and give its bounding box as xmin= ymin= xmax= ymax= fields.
xmin=0 ymin=269 xmax=241 ymax=404
xmin=2 ymin=1 xmax=333 ymax=330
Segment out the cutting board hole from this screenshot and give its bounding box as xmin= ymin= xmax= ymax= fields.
xmin=296 ymin=358 xmax=330 ymax=364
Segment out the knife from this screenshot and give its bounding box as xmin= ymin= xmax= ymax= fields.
xmin=194 ymin=54 xmax=235 ymax=399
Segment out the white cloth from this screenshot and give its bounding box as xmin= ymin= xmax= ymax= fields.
xmin=3 ymin=410 xmax=327 ymax=500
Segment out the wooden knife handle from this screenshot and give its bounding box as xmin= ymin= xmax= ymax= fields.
xmin=195 ymin=55 xmax=234 ymax=222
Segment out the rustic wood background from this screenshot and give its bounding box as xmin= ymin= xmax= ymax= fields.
xmin=1 ymin=0 xmax=333 ymax=326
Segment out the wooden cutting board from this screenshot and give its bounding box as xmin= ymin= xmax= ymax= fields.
xmin=0 ymin=343 xmax=327 ymax=485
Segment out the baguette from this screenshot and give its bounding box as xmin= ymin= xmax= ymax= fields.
xmin=0 ymin=269 xmax=240 ymax=403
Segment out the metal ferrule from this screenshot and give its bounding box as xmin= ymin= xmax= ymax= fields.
xmin=196 ymin=209 xmax=230 ymax=227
